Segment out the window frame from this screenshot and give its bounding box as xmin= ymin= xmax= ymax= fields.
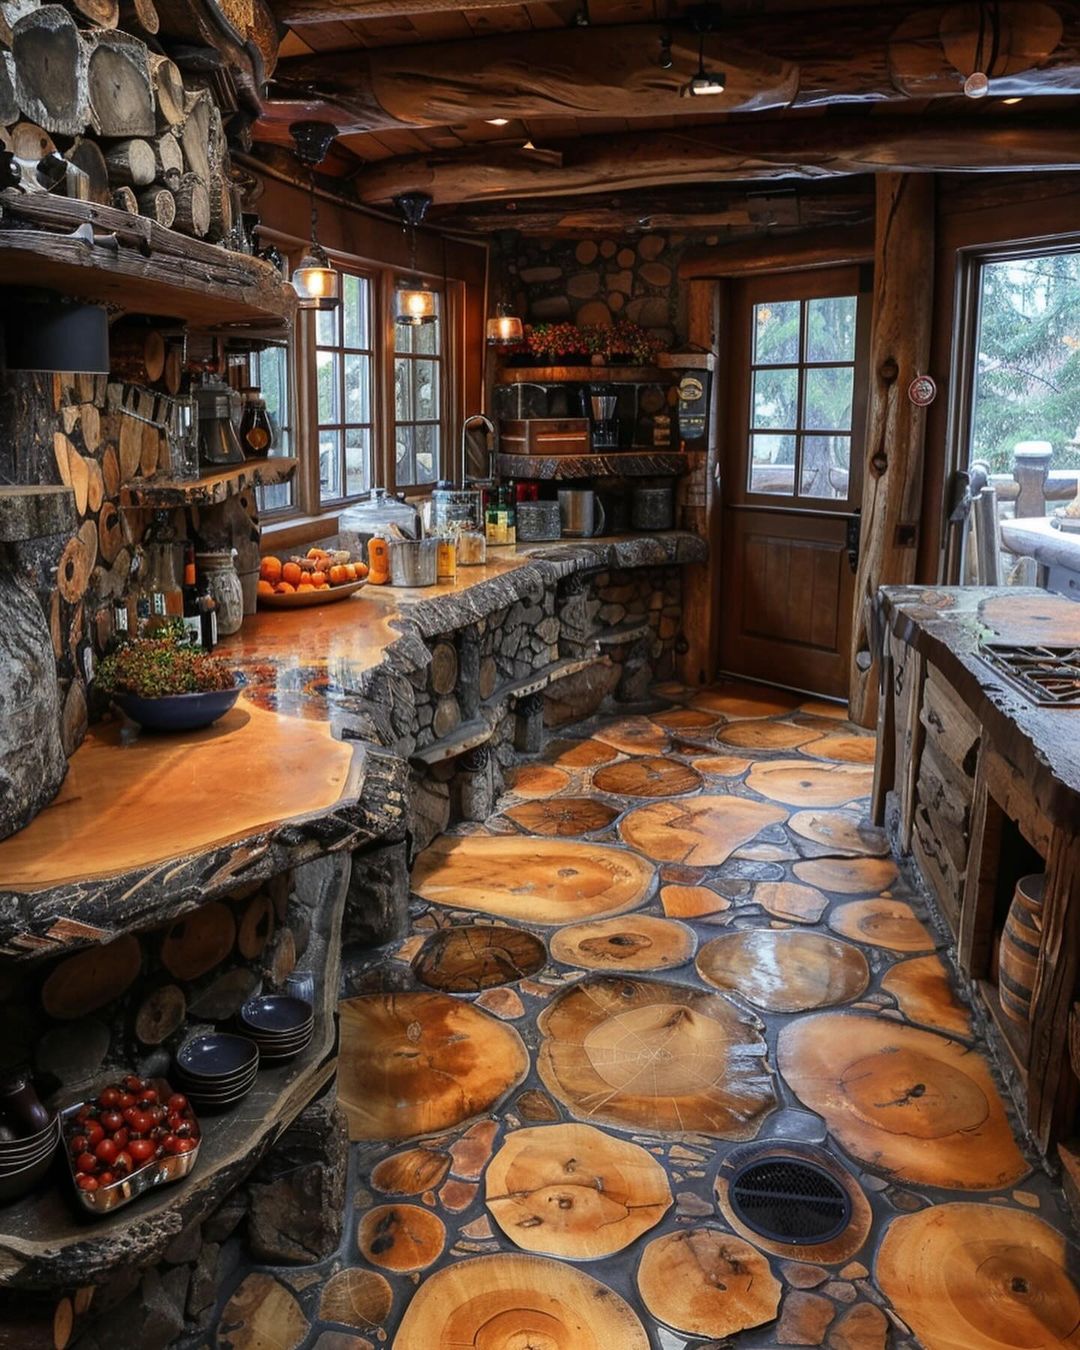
xmin=392 ymin=278 xmax=445 ymax=494
xmin=314 ymin=265 xmax=377 ymax=508
xmin=251 ymin=338 xmax=298 ymax=519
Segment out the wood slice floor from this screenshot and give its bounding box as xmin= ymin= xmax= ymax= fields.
xmin=209 ymin=680 xmax=1080 ymax=1350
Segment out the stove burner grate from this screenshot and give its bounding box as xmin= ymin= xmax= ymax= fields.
xmin=978 ymin=643 xmax=1080 ymax=708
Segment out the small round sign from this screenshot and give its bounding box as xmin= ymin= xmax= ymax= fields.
xmin=908 ymin=374 xmax=938 ymax=407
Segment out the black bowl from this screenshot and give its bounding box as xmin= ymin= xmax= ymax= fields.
xmin=113 ymin=682 xmax=242 ymax=733
xmin=176 ymin=1033 xmax=258 ymax=1080
xmin=239 ymin=995 xmax=313 ymax=1035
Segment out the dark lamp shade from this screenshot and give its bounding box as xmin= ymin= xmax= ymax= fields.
xmin=2 ymin=301 xmax=110 ymax=374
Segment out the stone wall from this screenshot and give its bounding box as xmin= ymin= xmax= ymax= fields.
xmin=492 ymin=230 xmax=704 ymax=348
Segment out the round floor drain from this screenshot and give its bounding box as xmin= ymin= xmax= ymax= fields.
xmin=728 ymin=1156 xmax=852 ymax=1245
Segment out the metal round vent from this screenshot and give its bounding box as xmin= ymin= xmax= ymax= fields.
xmin=728 ymin=1156 xmax=852 ymax=1245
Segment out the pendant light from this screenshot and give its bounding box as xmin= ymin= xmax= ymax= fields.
xmin=486 ymin=303 xmax=524 ymax=347
xmin=394 ymin=192 xmax=437 ymax=326
xmin=289 ymin=121 xmax=341 ymax=312
xmin=682 ymin=27 xmax=725 ymax=96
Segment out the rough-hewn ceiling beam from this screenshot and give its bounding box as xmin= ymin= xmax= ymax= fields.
xmin=348 ymin=115 xmax=1080 ymax=205
xmin=269 ymin=3 xmax=1080 ymax=135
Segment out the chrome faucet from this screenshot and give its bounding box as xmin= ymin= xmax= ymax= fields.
xmin=460 ymin=413 xmax=495 ymax=486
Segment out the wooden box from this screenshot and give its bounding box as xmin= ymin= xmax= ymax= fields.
xmin=500 ymin=418 xmax=591 ymax=457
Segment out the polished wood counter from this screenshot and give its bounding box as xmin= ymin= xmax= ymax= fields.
xmin=0 ymin=533 xmax=704 ymax=957
xmin=875 ymin=585 xmax=1080 ymax=1157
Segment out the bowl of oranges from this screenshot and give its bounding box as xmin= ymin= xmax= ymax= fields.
xmin=257 ymin=548 xmax=369 ymax=609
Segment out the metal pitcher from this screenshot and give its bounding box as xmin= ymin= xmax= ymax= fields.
xmin=558 ymin=489 xmax=606 ymax=538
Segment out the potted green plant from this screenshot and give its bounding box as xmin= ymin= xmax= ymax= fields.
xmin=97 ymin=629 xmax=241 ymax=732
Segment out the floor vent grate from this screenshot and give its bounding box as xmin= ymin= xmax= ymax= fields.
xmin=728 ymin=1156 xmax=852 ymax=1245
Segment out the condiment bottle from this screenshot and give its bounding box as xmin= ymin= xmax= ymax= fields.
xmin=436 ymin=531 xmax=457 ymax=583
xmin=239 ymin=387 xmax=273 ymax=457
xmin=367 ymin=534 xmax=390 ymax=585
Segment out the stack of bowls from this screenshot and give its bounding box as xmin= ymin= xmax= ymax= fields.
xmin=237 ymin=995 xmax=314 ymax=1062
xmin=174 ymin=1033 xmax=259 ymax=1110
xmin=0 ymin=1113 xmax=59 ymax=1203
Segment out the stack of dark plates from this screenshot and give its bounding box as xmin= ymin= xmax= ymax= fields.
xmin=237 ymin=995 xmax=314 ymax=1062
xmin=174 ymin=1034 xmax=259 ymax=1110
xmin=0 ymin=1113 xmax=59 ymax=1203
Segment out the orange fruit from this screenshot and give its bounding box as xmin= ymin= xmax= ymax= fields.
xmin=307 ymin=547 xmax=330 ymax=561
xmin=281 ymin=561 xmax=303 ymax=587
xmin=275 ymin=581 xmax=296 ymax=594
xmin=310 ymin=570 xmax=327 ymax=588
xmin=257 ymin=579 xmax=275 ymax=597
xmin=296 ymin=582 xmax=315 ymax=592
xmin=260 ymin=555 xmax=283 ymax=582
xmin=354 ymin=561 xmax=369 ymax=579
xmin=343 ymin=563 xmax=358 ymax=581
xmin=316 ymin=582 xmax=330 ymax=589
xmin=329 ymin=564 xmax=349 ymax=585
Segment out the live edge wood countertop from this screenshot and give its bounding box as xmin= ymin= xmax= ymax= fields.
xmin=879 ymin=585 xmax=1080 ymax=829
xmin=0 ymin=533 xmax=705 ymax=958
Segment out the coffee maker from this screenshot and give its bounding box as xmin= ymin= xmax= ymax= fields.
xmin=587 ymin=384 xmax=619 ymax=450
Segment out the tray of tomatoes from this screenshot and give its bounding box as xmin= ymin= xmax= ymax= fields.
xmin=257 ymin=547 xmax=369 ymax=608
xmin=62 ymin=1075 xmax=200 ymax=1214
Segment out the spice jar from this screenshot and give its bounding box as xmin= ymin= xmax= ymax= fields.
xmin=196 ymin=551 xmax=244 ymax=636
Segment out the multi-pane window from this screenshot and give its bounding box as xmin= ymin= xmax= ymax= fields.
xmin=252 ymin=342 xmax=293 ymax=514
xmin=316 ymin=271 xmax=374 ymax=504
xmin=394 ymin=291 xmax=442 ymax=489
xmin=747 ymin=295 xmax=858 ymax=501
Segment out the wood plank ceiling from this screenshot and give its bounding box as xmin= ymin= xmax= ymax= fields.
xmin=255 ymin=0 xmax=1080 ymax=230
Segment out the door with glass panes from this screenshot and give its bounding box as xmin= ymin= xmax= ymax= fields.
xmin=719 ymin=266 xmax=870 ymax=699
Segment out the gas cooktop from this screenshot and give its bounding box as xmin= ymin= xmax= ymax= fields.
xmin=979 ymin=642 xmax=1080 ymax=707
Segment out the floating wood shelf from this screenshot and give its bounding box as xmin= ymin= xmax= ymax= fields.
xmin=409 ymin=718 xmax=493 ymax=767
xmin=596 ymin=622 xmax=652 ymax=647
xmin=496 ymin=365 xmax=673 ymax=385
xmin=0 ymin=194 xmax=296 ymax=330
xmin=656 ymin=352 xmax=717 ymax=372
xmin=121 ymin=457 xmax=298 ymax=507
xmin=495 ymin=451 xmax=689 ymax=481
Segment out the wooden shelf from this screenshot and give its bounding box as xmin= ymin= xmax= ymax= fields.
xmin=121 ymin=457 xmax=298 ymax=507
xmin=657 ymin=351 xmax=716 ymax=372
xmin=976 ymin=978 xmax=1029 ymax=1089
xmin=496 ymin=450 xmax=689 ymax=480
xmin=496 ymin=365 xmax=672 ymax=385
xmin=0 ymin=194 xmax=295 ymax=330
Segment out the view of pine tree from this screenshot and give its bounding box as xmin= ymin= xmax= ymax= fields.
xmin=972 ymin=253 xmax=1080 ymax=473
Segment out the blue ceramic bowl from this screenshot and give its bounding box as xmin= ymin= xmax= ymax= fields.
xmin=176 ymin=1033 xmax=259 ymax=1081
xmin=114 ymin=681 xmax=242 ymax=732
xmin=239 ymin=995 xmax=313 ymax=1036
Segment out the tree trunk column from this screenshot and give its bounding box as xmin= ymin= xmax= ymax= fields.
xmin=848 ymin=173 xmax=935 ymax=727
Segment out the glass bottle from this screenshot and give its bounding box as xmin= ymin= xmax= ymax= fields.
xmin=504 ymin=487 xmax=517 ymax=548
xmin=198 ymin=581 xmax=218 ymax=651
xmin=436 ymin=530 xmax=457 ymax=583
xmin=485 ymin=494 xmax=502 ymax=546
xmin=137 ymin=511 xmax=184 ymax=636
xmin=181 ymin=540 xmax=202 ymax=647
xmin=239 ymin=387 xmax=273 ymax=457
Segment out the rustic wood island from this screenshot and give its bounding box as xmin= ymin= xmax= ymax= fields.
xmin=874 ymin=585 xmax=1080 ymax=1176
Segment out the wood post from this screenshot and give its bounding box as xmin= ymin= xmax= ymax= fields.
xmin=847 ymin=174 xmax=934 ymax=727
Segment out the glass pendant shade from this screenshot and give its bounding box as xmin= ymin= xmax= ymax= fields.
xmin=292 ymin=247 xmax=340 ymax=311
xmin=397 ymin=283 xmax=437 ymax=326
xmin=486 ymin=312 xmax=524 ymax=346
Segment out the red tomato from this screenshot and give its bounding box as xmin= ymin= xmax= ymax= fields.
xmin=166 ymin=1094 xmax=188 ymax=1113
xmin=138 ymin=1089 xmax=158 ymax=1105
xmin=98 ymin=1088 xmax=120 ymax=1108
xmin=100 ymin=1110 xmax=123 ymax=1133
xmin=84 ymin=1120 xmax=104 ymax=1147
xmin=172 ymin=1138 xmax=197 ymax=1154
xmin=69 ymin=1134 xmax=88 ymax=1155
xmin=94 ymin=1138 xmax=118 ymax=1164
xmin=76 ymin=1152 xmax=98 ymax=1174
xmin=128 ymin=1139 xmax=156 ymax=1164
xmin=161 ymin=1135 xmax=180 ymax=1155
xmin=113 ymin=1127 xmax=129 ymax=1149
xmin=114 ymin=1150 xmax=133 ymax=1176
xmin=123 ymin=1075 xmax=144 ymax=1093
xmin=118 ymin=1092 xmax=136 ymax=1109
xmin=97 ymin=1171 xmax=115 ymax=1187
xmin=128 ymin=1112 xmax=152 ymax=1136
xmin=76 ymin=1175 xmax=99 ymax=1191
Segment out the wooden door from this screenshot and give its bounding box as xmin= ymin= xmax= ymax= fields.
xmin=719 ymin=266 xmax=871 ymax=699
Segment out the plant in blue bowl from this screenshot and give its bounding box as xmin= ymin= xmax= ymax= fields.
xmin=97 ymin=636 xmax=242 ymax=733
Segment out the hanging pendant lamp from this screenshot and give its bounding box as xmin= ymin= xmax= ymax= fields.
xmin=394 ymin=192 xmax=437 ymax=326
xmin=289 ymin=121 xmax=341 ymax=312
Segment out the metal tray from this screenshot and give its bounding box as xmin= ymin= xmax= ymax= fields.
xmin=60 ymin=1079 xmax=201 ymax=1216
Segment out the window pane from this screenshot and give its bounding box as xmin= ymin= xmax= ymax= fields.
xmin=806 ymin=296 xmax=857 ymax=363
xmin=252 ymin=345 xmax=293 ymax=513
xmin=319 ymin=429 xmax=341 ymax=500
xmin=748 ymin=433 xmax=796 ymax=495
xmin=804 ymin=366 xmax=854 ymax=431
xmin=753 ymin=367 xmax=799 ymax=430
xmin=753 ymin=301 xmax=800 ymax=365
xmin=972 ymin=252 xmax=1080 ymax=475
xmin=395 ymin=425 xmax=415 ymax=485
xmin=316 ymin=307 xmax=338 ymax=348
xmin=394 ymin=358 xmax=413 ymax=421
xmin=801 ymin=435 xmax=851 ymax=499
xmin=344 ymin=353 xmax=370 ymax=424
xmin=343 ymin=273 xmax=369 ymax=349
xmin=413 ymin=424 xmax=438 ymax=485
xmin=412 ymin=360 xmax=439 ymax=421
xmin=317 ymin=350 xmax=339 ymax=424
xmin=345 ymin=427 xmax=370 ymax=497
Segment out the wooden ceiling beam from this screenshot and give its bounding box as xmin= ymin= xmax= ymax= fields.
xmin=349 ymin=114 xmax=1080 ymax=205
xmin=267 ymin=3 xmax=1080 ymax=135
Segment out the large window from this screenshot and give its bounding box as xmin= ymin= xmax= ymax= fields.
xmin=747 ymin=294 xmax=859 ymax=502
xmin=252 ymin=343 xmax=294 ymax=515
xmin=968 ymin=250 xmax=1080 ymax=475
xmin=316 ymin=271 xmax=374 ymax=504
xmin=394 ymin=291 xmax=442 ymax=489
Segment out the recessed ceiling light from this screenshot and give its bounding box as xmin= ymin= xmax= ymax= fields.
xmin=1002 ymin=97 xmax=1023 ymax=105
xmin=522 ymin=140 xmax=537 ymax=150
xmin=486 ymin=118 xmax=509 ymax=126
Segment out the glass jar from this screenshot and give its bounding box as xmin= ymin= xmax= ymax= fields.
xmin=239 ymin=387 xmax=273 ymax=457
xmin=169 ymin=395 xmax=199 ymax=481
xmin=456 ymin=529 xmax=486 ymax=566
xmin=436 ymin=532 xmax=457 ymax=583
xmin=196 ymin=551 xmax=244 ymax=636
